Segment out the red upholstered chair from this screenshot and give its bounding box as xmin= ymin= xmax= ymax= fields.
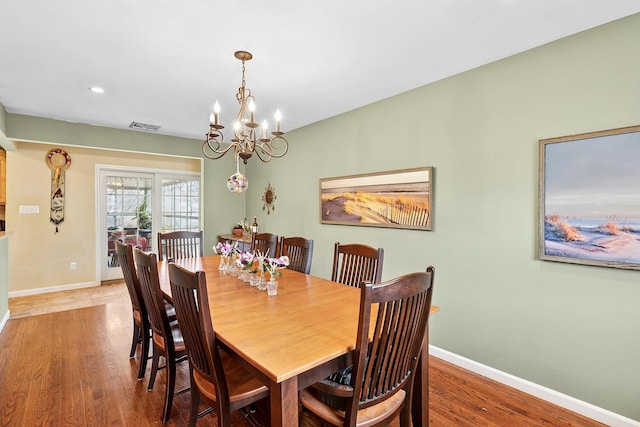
xmin=137 ymin=236 xmax=149 ymax=251
xmin=108 ymin=237 xmax=119 ymax=266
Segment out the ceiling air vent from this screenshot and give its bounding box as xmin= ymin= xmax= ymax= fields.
xmin=129 ymin=121 xmax=161 ymax=132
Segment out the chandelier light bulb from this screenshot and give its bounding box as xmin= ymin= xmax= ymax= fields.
xmin=274 ymin=110 xmax=282 ymax=132
xmin=211 ymin=100 xmax=221 ymax=125
xmin=261 ymin=120 xmax=268 ymax=139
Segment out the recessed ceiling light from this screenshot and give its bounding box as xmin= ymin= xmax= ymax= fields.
xmin=89 ymin=86 xmax=105 ymax=94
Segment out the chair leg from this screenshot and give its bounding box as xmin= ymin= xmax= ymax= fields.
xmin=148 ymin=345 xmax=160 ymax=391
xmin=129 ymin=319 xmax=140 ymax=358
xmin=399 ymin=400 xmax=412 ymax=427
xmin=189 ymin=375 xmax=201 ymax=427
xmin=137 ymin=327 xmax=151 ymax=380
xmin=161 ymin=357 xmax=176 ymax=423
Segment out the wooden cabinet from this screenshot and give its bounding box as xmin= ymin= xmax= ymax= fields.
xmin=217 ymin=234 xmax=251 ymax=252
xmin=0 ymin=150 xmax=5 ymax=204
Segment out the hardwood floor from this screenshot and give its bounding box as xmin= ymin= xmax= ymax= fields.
xmin=2 ymin=284 xmax=606 ymax=426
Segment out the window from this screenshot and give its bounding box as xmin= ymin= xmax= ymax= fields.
xmin=161 ymin=176 xmax=200 ymax=232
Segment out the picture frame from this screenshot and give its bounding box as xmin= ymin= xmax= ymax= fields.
xmin=320 ymin=167 xmax=433 ymax=231
xmin=538 ymin=125 xmax=640 ymax=269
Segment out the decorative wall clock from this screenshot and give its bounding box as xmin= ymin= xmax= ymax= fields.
xmin=46 ymin=148 xmax=71 ymax=232
xmin=262 ymin=182 xmax=276 ymax=214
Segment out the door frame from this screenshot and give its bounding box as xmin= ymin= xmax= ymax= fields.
xmin=95 ymin=164 xmax=201 ymax=282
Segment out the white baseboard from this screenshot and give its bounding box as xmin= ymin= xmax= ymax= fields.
xmin=429 ymin=345 xmax=640 ymax=427
xmin=0 ymin=309 xmax=9 ymax=334
xmin=8 ymin=281 xmax=99 ymax=298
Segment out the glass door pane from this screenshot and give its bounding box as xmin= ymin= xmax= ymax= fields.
xmin=101 ymin=172 xmax=153 ymax=280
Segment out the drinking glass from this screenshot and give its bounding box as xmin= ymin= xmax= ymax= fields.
xmin=267 ymin=278 xmax=278 ymax=295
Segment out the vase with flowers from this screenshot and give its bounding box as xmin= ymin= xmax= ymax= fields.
xmin=236 ymin=251 xmax=255 ymax=282
xmin=251 ymin=249 xmax=270 ymax=289
xmin=264 ymin=255 xmax=290 ymax=292
xmin=215 ymin=241 xmax=234 ymax=272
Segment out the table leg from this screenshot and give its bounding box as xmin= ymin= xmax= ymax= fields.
xmin=412 ymin=330 xmax=429 ymax=427
xmin=270 ymin=376 xmax=299 ymax=427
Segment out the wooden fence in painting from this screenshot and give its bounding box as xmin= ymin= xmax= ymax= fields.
xmin=375 ymin=204 xmax=430 ymax=228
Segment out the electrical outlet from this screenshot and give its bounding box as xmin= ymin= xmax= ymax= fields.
xmin=70 ymin=262 xmax=77 ymax=270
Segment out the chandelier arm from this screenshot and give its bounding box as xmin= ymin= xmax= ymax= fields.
xmin=253 ymin=136 xmax=288 ymax=163
xmin=201 ymin=130 xmax=237 ymax=160
xmin=252 ymin=145 xmax=272 ymax=163
xmin=202 ymin=143 xmax=234 ymax=160
xmin=263 ymin=135 xmax=289 ymax=158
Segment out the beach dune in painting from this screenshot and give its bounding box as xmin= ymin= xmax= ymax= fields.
xmin=544 ymin=215 xmax=640 ymax=264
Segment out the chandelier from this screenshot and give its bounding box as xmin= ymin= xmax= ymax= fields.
xmin=202 ymin=50 xmax=289 ymax=166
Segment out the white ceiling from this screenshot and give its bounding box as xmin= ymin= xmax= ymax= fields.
xmin=1 ymin=1 xmax=638 ymax=141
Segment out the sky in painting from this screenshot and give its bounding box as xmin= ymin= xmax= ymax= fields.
xmin=544 ymin=130 xmax=640 ymax=219
xmin=321 ymin=168 xmax=430 ymax=190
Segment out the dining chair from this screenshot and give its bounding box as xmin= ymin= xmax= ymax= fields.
xmin=168 ymin=263 xmax=269 ymax=427
xmin=115 ymin=240 xmax=150 ymax=380
xmin=331 ymin=242 xmax=384 ymax=287
xmin=157 ymin=230 xmax=204 ymax=261
xmin=300 ymin=266 xmax=435 ymax=427
xmin=250 ymin=232 xmax=279 ymax=257
xmin=279 ymin=236 xmax=314 ymax=274
xmin=134 ymin=248 xmax=189 ymax=423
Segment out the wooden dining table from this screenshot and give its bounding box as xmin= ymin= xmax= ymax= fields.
xmin=157 ymin=255 xmax=437 ymax=427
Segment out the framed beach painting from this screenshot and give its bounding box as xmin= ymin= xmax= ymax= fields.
xmin=320 ymin=167 xmax=433 ymax=231
xmin=539 ymin=125 xmax=640 ymax=269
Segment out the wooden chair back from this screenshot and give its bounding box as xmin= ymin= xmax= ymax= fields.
xmin=116 ymin=240 xmax=145 ymax=318
xmin=301 ymin=267 xmax=435 ymax=426
xmin=331 ymin=242 xmax=384 ymax=287
xmin=116 ymin=240 xmax=151 ymax=379
xmin=134 ymin=249 xmax=174 ymax=348
xmin=168 ymin=264 xmax=232 ymax=418
xmin=157 ymin=230 xmax=203 ymax=261
xmin=250 ymin=232 xmax=279 ymax=257
xmin=279 ymin=236 xmax=314 ymax=274
xmin=168 ymin=263 xmax=269 ymax=425
xmin=135 ymin=248 xmax=188 ymax=423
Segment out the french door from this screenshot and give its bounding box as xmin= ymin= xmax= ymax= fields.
xmin=98 ymin=167 xmax=200 ymax=281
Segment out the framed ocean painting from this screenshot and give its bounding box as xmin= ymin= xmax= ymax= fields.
xmin=539 ymin=125 xmax=640 ymax=269
xmin=320 ymin=167 xmax=433 ymax=231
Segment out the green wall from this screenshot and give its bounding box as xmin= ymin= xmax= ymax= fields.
xmin=245 ymin=14 xmax=640 ymax=419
